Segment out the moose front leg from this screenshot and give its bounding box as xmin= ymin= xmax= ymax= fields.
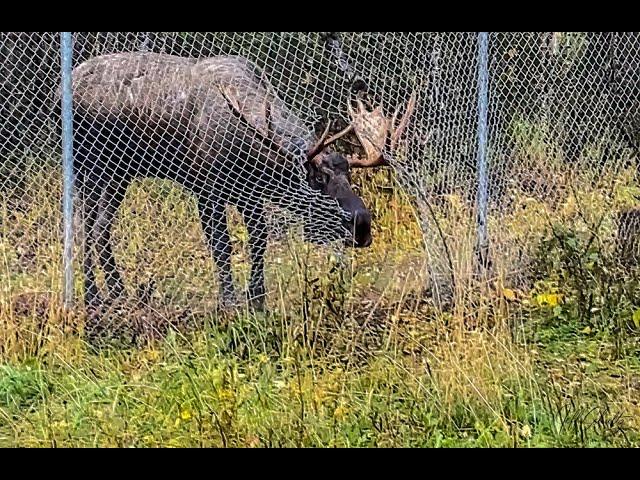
xmin=197 ymin=197 xmax=237 ymax=307
xmin=238 ymin=202 xmax=267 ymax=310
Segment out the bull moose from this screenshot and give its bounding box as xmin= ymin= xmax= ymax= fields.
xmin=70 ymin=52 xmax=415 ymax=311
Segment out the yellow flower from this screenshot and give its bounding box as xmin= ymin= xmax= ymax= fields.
xmin=180 ymin=408 xmax=192 ymax=421
xmin=145 ymin=349 xmax=160 ymax=361
xmin=502 ymin=288 xmax=517 ymax=301
xmin=535 ymin=293 xmax=561 ymax=307
xmin=334 ymin=404 xmax=349 ymax=421
xmin=218 ymin=389 xmax=234 ymax=402
xmin=313 ymin=388 xmax=327 ymax=405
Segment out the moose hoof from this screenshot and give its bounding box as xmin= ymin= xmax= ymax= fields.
xmin=246 ymin=283 xmax=266 ymax=311
xmin=217 ymin=291 xmax=242 ymax=313
xmin=247 ymin=293 xmax=266 ymax=312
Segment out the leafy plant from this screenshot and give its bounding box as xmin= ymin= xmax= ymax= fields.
xmin=532 ymin=219 xmax=640 ymax=356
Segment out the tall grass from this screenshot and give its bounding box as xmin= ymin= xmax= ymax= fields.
xmin=2 ymin=129 xmax=640 ymax=445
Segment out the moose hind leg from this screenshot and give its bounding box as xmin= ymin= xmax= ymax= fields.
xmin=238 ymin=202 xmax=267 ymax=310
xmin=197 ymin=197 xmax=237 ymax=307
xmin=94 ymin=181 xmax=128 ymax=303
xmin=79 ymin=182 xmax=100 ymax=310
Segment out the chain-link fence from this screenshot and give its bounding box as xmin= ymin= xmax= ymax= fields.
xmin=2 ymin=32 xmax=640 ymax=344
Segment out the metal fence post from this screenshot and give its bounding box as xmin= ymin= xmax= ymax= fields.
xmin=475 ymin=32 xmax=490 ymax=274
xmin=60 ymin=32 xmax=75 ymax=308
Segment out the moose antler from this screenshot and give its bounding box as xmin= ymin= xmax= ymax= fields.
xmin=305 ymin=122 xmax=333 ymax=160
xmin=218 ymin=75 xmax=416 ymax=170
xmin=305 ymin=91 xmax=417 ymax=168
xmin=306 ymin=121 xmax=354 ymax=162
xmin=347 ymin=91 xmax=417 ymax=168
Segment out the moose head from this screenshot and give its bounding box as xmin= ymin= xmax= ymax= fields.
xmin=303 ymin=91 xmax=417 ymax=248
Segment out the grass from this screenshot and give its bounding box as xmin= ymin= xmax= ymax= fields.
xmin=0 ymin=315 xmax=636 ymax=447
xmin=2 ymin=131 xmax=640 ymax=446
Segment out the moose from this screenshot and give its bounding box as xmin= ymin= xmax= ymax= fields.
xmin=70 ymin=52 xmax=415 ymax=312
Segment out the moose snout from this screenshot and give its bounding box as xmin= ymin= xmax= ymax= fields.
xmin=344 ymin=207 xmax=372 ymax=248
xmin=336 ymin=192 xmax=373 ymax=248
xmin=354 ymin=208 xmax=372 ymax=247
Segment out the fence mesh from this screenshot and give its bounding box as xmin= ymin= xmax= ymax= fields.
xmin=2 ymin=32 xmax=640 ymax=345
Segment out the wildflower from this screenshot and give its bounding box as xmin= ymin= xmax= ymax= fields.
xmin=535 ymin=293 xmax=561 ymax=307
xmin=334 ymin=404 xmax=349 ymax=421
xmin=502 ymin=288 xmax=517 ymax=301
xmin=520 ymin=424 xmax=532 ymax=439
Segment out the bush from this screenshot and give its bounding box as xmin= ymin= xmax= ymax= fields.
xmin=531 ymin=217 xmax=640 ymax=355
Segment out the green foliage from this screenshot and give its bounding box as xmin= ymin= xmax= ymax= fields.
xmin=0 ymin=362 xmax=49 ymax=409
xmin=531 ymin=220 xmax=640 ymax=357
